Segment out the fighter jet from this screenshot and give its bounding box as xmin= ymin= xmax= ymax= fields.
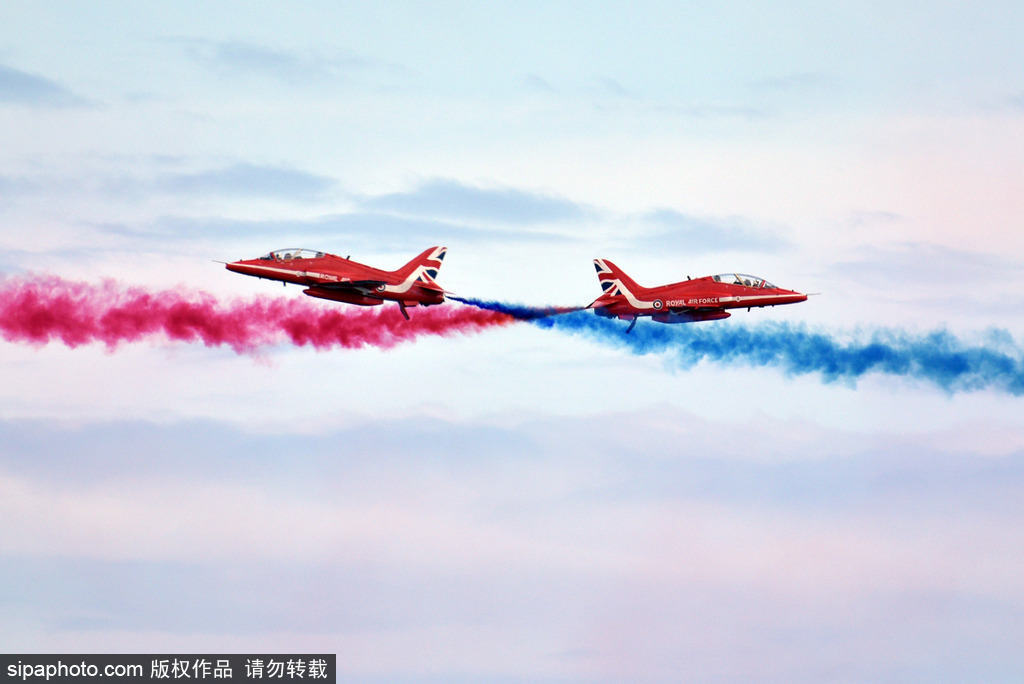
xmin=225 ymin=246 xmax=447 ymax=319
xmin=589 ymin=258 xmax=807 ymax=332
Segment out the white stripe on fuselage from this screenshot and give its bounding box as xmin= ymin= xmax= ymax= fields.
xmin=382 ymin=268 xmax=423 ymax=294
xmin=239 ymin=263 xmax=360 ymax=285
xmin=608 ymin=279 xmax=659 ymax=310
xmin=381 ymin=248 xmax=444 ymax=294
xmin=609 ymin=281 xmax=800 ymax=310
xmin=240 ymin=264 xmax=307 ymax=279
xmin=240 ymin=259 xmax=444 ymax=297
xmin=664 ymin=294 xmax=802 ymax=308
xmin=382 ymin=262 xmax=441 ymax=294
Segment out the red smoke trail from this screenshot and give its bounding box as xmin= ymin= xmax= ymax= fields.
xmin=0 ymin=274 xmax=515 ymax=354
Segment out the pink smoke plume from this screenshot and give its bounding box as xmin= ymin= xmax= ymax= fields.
xmin=0 ymin=274 xmax=515 ymax=354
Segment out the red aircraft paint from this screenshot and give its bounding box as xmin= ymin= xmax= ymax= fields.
xmin=0 ymin=274 xmax=514 ymax=354
xmin=589 ymin=259 xmax=807 ymax=332
xmin=225 ymin=246 xmax=447 ymax=320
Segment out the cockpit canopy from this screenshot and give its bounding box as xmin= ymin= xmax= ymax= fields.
xmin=713 ymin=273 xmax=776 ymax=289
xmin=258 ymin=248 xmax=325 ymax=261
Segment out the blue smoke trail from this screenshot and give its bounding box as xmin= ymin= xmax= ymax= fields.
xmin=457 ymin=298 xmax=1024 ymax=394
xmin=449 ymin=296 xmax=580 ymax=320
xmin=545 ymin=313 xmax=1024 ymax=394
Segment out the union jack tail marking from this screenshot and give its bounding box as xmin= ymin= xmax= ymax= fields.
xmin=393 ymin=246 xmax=447 ymax=292
xmin=594 ymin=258 xmax=645 ymax=298
xmin=591 ymin=258 xmax=659 ymax=311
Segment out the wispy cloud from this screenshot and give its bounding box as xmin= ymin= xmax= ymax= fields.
xmin=99 ymin=178 xmax=780 ymax=255
xmin=754 ymin=71 xmax=837 ymax=92
xmin=0 ymin=173 xmax=41 ymax=196
xmin=170 ymin=38 xmax=404 ymax=85
xmin=361 ymin=178 xmax=591 ymax=225
xmin=524 ymin=73 xmax=558 ymax=94
xmin=826 ymin=242 xmax=1024 ymax=320
xmin=657 ymin=102 xmax=769 ymax=119
xmin=0 ymin=64 xmax=87 ymax=107
xmin=636 ymin=208 xmax=787 ymax=253
xmin=155 ymin=163 xmax=335 ymax=201
xmin=319 ymin=211 xmax=575 ymax=247
xmin=0 ymin=162 xmax=336 ymax=206
xmin=596 ymin=77 xmax=636 ymax=98
xmin=3 ymin=410 xmax=1024 ymax=675
xmin=833 ymin=242 xmax=1024 ymax=289
xmin=112 ymin=209 xmax=575 ymax=254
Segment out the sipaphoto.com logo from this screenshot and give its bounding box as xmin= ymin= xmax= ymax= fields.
xmin=6 ymin=658 xmax=142 ymax=681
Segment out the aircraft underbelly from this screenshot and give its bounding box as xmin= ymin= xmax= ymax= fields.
xmin=303 ymin=287 xmax=383 ymax=306
xmin=655 ymin=309 xmax=731 ymax=323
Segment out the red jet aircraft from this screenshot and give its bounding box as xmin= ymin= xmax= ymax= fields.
xmin=225 ymin=246 xmax=447 ymax=318
xmin=589 ymin=258 xmax=807 ymax=332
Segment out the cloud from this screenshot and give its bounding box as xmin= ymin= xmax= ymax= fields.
xmin=657 ymin=102 xmax=769 ymax=119
xmin=0 ymin=64 xmax=87 ymax=107
xmin=8 ymin=167 xmax=780 ymax=260
xmin=170 ymin=38 xmax=402 ymax=85
xmin=829 ymin=242 xmax=1024 ymax=319
xmin=524 ymin=73 xmax=558 ymax=94
xmin=0 ymin=162 xmax=335 ymax=209
xmin=155 ymin=163 xmax=335 ymax=201
xmin=637 ymin=208 xmax=787 ymax=253
xmin=112 ymin=209 xmax=574 ymax=256
xmin=3 ymin=411 xmax=1024 ymax=678
xmin=754 ymin=71 xmax=837 ymax=92
xmin=596 ymin=77 xmax=636 ymax=98
xmin=834 ymin=242 xmax=1024 ymax=289
xmin=76 ymin=174 xmax=584 ymax=248
xmin=361 ymin=178 xmax=590 ymax=225
xmin=319 ymin=210 xmax=576 ymax=247
xmin=0 ymin=173 xmax=41 ymax=196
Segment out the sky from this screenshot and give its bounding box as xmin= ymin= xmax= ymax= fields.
xmin=2 ymin=2 xmax=1024 ymax=681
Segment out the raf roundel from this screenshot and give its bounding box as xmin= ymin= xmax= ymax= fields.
xmin=653 ymin=299 xmax=664 ymax=310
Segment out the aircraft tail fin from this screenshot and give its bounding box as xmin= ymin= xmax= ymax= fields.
xmin=592 ymin=258 xmax=646 ymax=302
xmin=394 ymin=246 xmax=447 ymax=291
